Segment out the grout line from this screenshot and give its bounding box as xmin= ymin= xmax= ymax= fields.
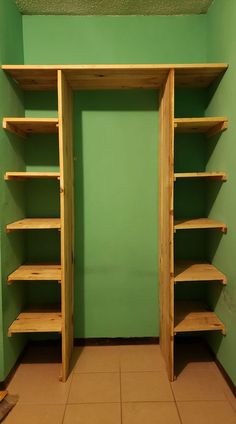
xmin=169 ymin=381 xmax=183 ymax=424
xmin=119 ymin=352 xmax=123 ymax=424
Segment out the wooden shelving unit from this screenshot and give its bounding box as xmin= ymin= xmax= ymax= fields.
xmin=8 ymin=309 xmax=62 ymax=336
xmin=174 ymin=301 xmax=226 ymax=334
xmin=174 ymin=172 xmax=227 ymax=181
xmin=6 ymin=218 xmax=61 ymax=231
xmin=174 ymin=117 xmax=228 ymax=137
xmin=174 ymin=260 xmax=227 ymax=284
xmin=8 ymin=264 xmax=61 ymax=284
xmin=2 ymin=63 xmax=228 ymax=383
xmin=3 ymin=117 xmax=58 ymax=137
xmin=4 ymin=172 xmax=60 ymax=180
xmin=174 ymin=218 xmax=227 ymax=232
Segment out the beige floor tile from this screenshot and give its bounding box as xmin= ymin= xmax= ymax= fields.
xmin=73 ymin=346 xmax=120 ymax=373
xmin=178 ymin=400 xmax=236 ymax=424
xmin=68 ymin=372 xmax=120 ymax=403
xmin=120 ymin=344 xmax=165 ymax=372
xmin=63 ymin=403 xmax=121 ymax=424
xmin=121 ymin=371 xmax=174 ymax=402
xmin=3 ymin=404 xmax=65 ymax=424
xmin=171 ymin=366 xmax=227 ymax=401
xmin=122 ymin=402 xmax=181 ymax=424
xmin=7 ymin=363 xmax=71 ymax=404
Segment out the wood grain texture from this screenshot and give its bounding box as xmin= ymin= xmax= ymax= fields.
xmin=174 ymin=218 xmax=227 ymax=232
xmin=4 ymin=172 xmax=60 ymax=180
xmin=58 ymin=70 xmax=75 ymax=382
xmin=174 ymin=172 xmax=227 ymax=181
xmin=158 ymin=69 xmax=175 ymax=381
xmin=174 ymin=117 xmax=228 ymax=137
xmin=7 ymin=264 xmax=61 ymax=283
xmin=174 ymin=301 xmax=225 ymax=334
xmin=8 ymin=309 xmax=62 ymax=336
xmin=1 ymin=64 xmax=228 ymax=90
xmin=174 ymin=260 xmax=227 ymax=284
xmin=6 ymin=218 xmax=61 ymax=231
xmin=3 ymin=117 xmax=58 ymax=137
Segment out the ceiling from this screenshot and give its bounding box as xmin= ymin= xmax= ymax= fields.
xmin=15 ymin=0 xmax=214 ymax=16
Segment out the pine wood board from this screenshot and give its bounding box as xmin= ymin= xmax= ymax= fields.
xmin=8 ymin=264 xmax=61 ymax=283
xmin=58 ymin=70 xmax=75 ymax=382
xmin=158 ymin=69 xmax=175 ymax=381
xmin=1 ymin=64 xmax=228 ymax=90
xmin=6 ymin=218 xmax=61 ymax=231
xmin=174 ymin=172 xmax=227 ymax=181
xmin=3 ymin=117 xmax=58 ymax=137
xmin=174 ymin=117 xmax=228 ymax=137
xmin=174 ymin=260 xmax=227 ymax=284
xmin=174 ymin=301 xmax=225 ymax=334
xmin=174 ymin=218 xmax=227 ymax=232
xmin=4 ymin=172 xmax=60 ymax=180
xmin=8 ymin=309 xmax=62 ymax=336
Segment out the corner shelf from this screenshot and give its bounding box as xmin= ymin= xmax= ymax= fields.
xmin=174 ymin=117 xmax=228 ymax=137
xmin=174 ymin=260 xmax=227 ymax=284
xmin=174 ymin=301 xmax=226 ymax=334
xmin=8 ymin=309 xmax=62 ymax=336
xmin=174 ymin=218 xmax=227 ymax=232
xmin=8 ymin=264 xmax=61 ymax=284
xmin=4 ymin=172 xmax=60 ymax=180
xmin=174 ymin=172 xmax=227 ymax=181
xmin=6 ymin=218 xmax=61 ymax=232
xmin=3 ymin=118 xmax=58 ymax=137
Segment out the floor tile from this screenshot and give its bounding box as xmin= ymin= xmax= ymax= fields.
xmin=174 ymin=342 xmax=215 ymax=376
xmin=122 ymin=402 xmax=181 ymax=424
xmin=120 ymin=344 xmax=165 ymax=372
xmin=73 ymin=346 xmax=120 ymax=373
xmin=68 ymin=372 xmax=120 ymax=403
xmin=3 ymin=404 xmax=65 ymax=424
xmin=178 ymin=400 xmax=236 ymax=424
xmin=7 ymin=363 xmax=71 ymax=404
xmin=63 ymin=403 xmax=121 ymax=424
xmin=121 ymin=371 xmax=174 ymax=402
xmin=171 ymin=365 xmax=227 ymax=401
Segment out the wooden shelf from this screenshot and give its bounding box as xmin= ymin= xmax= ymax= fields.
xmin=174 ymin=260 xmax=227 ymax=284
xmin=4 ymin=172 xmax=60 ymax=181
xmin=174 ymin=172 xmax=227 ymax=181
xmin=174 ymin=117 xmax=228 ymax=137
xmin=3 ymin=118 xmax=58 ymax=137
xmin=174 ymin=218 xmax=227 ymax=232
xmin=8 ymin=264 xmax=61 ymax=284
xmin=1 ymin=64 xmax=228 ymax=90
xmin=174 ymin=301 xmax=225 ymax=334
xmin=8 ymin=309 xmax=62 ymax=336
xmin=6 ymin=218 xmax=61 ymax=231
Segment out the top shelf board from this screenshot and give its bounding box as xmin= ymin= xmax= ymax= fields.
xmin=1 ymin=64 xmax=228 ymax=91
xmin=3 ymin=118 xmax=58 ymax=138
xmin=174 ymin=117 xmax=228 ymax=138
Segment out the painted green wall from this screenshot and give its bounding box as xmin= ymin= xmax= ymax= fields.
xmin=0 ymin=0 xmax=26 ymax=382
xmin=206 ymin=0 xmax=236 ymax=385
xmin=22 ymin=15 xmax=207 ymax=339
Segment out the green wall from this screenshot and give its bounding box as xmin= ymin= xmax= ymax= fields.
xmin=22 ymin=15 xmax=207 ymax=340
xmin=206 ymin=0 xmax=236 ymax=385
xmin=0 ymin=0 xmax=25 ymax=382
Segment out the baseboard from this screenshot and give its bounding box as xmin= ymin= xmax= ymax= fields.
xmin=74 ymin=336 xmax=159 ymax=346
xmin=214 ymin=356 xmax=236 ymax=397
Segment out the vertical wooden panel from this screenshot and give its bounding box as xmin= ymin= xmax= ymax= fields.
xmin=158 ymin=69 xmax=175 ymax=381
xmin=57 ymin=70 xmax=74 ymax=382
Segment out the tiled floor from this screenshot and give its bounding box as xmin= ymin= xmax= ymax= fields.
xmin=3 ymin=343 xmax=236 ymax=423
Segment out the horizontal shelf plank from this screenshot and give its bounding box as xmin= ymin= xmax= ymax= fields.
xmin=8 ymin=309 xmax=62 ymax=336
xmin=6 ymin=218 xmax=61 ymax=231
xmin=3 ymin=118 xmax=58 ymax=137
xmin=174 ymin=172 xmax=227 ymax=181
xmin=8 ymin=264 xmax=61 ymax=283
xmin=174 ymin=218 xmax=227 ymax=232
xmin=174 ymin=260 xmax=227 ymax=284
xmin=174 ymin=117 xmax=228 ymax=137
xmin=4 ymin=172 xmax=60 ymax=180
xmin=174 ymin=301 xmax=225 ymax=334
xmin=1 ymin=64 xmax=228 ymax=90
